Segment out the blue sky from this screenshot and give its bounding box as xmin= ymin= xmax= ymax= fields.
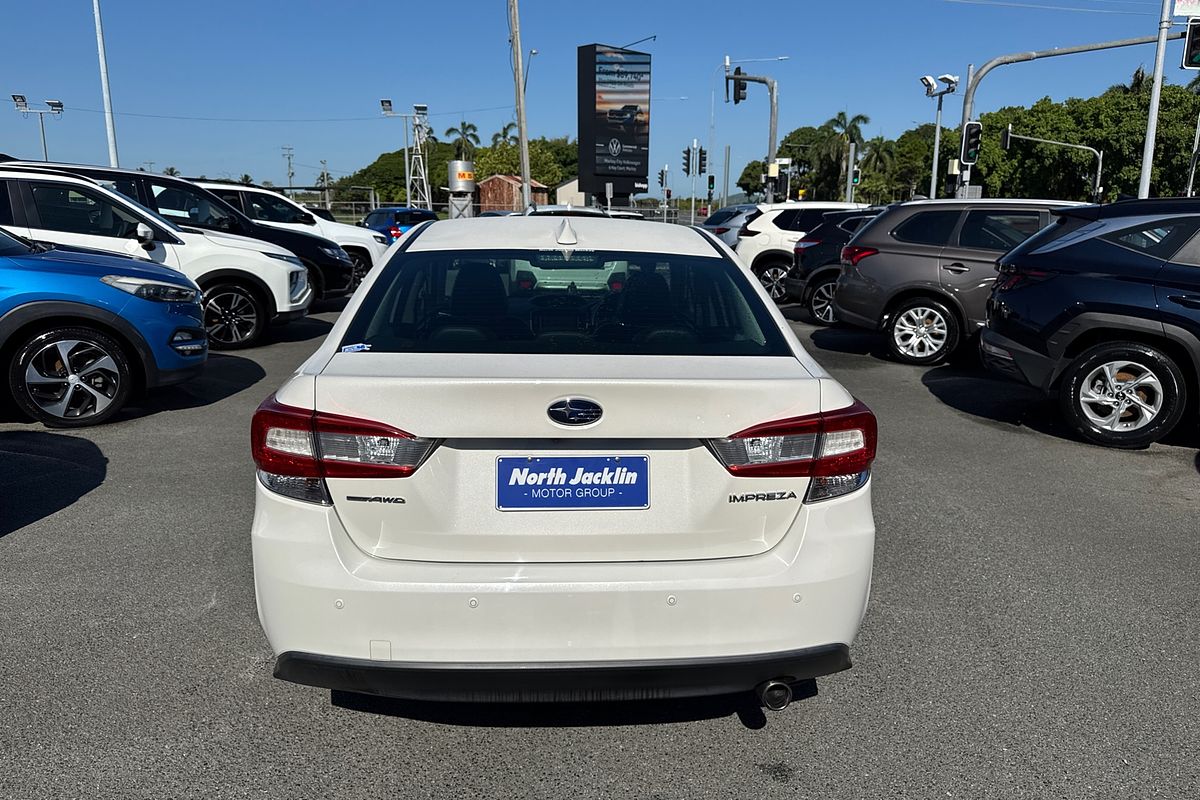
xmin=0 ymin=0 xmax=1190 ymax=195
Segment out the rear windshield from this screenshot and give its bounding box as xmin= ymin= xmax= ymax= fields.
xmin=340 ymin=248 xmax=792 ymax=356
xmin=703 ymin=209 xmax=738 ymax=226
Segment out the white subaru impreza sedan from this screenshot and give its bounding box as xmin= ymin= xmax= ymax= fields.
xmin=250 ymin=215 xmax=876 ymax=710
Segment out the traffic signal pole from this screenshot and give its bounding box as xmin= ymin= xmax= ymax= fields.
xmin=1004 ymin=125 xmax=1103 ymax=202
xmin=957 ymin=30 xmax=1184 ymax=194
xmin=1139 ymin=0 xmax=1173 ymax=199
xmin=726 ymin=70 xmax=779 ymax=203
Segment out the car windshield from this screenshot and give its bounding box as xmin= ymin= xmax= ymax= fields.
xmin=247 ymin=192 xmax=308 ymax=223
xmin=703 ymin=210 xmax=739 ymax=226
xmin=0 ymin=226 xmax=34 ymax=256
xmin=340 ymin=248 xmax=792 ymax=356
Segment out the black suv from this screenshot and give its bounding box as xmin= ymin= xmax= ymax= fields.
xmin=784 ymin=208 xmax=882 ymax=324
xmin=982 ymin=199 xmax=1200 ymax=448
xmin=0 ymin=158 xmax=355 ymax=301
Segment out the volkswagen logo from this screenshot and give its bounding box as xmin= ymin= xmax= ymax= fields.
xmin=607 ymin=138 xmax=623 ymax=157
xmin=548 ymin=398 xmax=603 ymax=426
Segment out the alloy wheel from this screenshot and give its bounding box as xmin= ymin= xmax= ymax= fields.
xmin=23 ymin=339 xmax=120 ymax=420
xmin=809 ymin=281 xmax=837 ymax=324
xmin=892 ymin=306 xmax=948 ymax=359
xmin=758 ymin=266 xmax=789 ymax=301
xmin=1078 ymin=360 xmax=1163 ymax=432
xmin=204 ymin=290 xmax=259 ymax=346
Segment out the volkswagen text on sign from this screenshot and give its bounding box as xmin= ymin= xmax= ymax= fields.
xmin=497 ymin=456 xmax=650 ymax=510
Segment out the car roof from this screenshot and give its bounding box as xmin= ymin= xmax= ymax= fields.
xmin=407 ymin=217 xmax=720 ymax=257
xmin=525 ymin=204 xmax=608 ymax=216
xmin=372 ymin=206 xmax=431 ymax=212
xmin=0 ymin=165 xmax=103 ymax=184
xmin=898 ymin=198 xmax=1077 ymax=207
xmin=755 ymin=201 xmax=867 ymax=212
xmin=1061 ymin=196 xmax=1200 ymax=219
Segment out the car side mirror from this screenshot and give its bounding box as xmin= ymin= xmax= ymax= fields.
xmin=296 ymin=212 xmax=315 ymax=225
xmin=135 ymin=222 xmax=156 ymax=249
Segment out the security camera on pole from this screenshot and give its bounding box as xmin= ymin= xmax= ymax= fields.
xmin=919 ymin=73 xmax=958 ymax=199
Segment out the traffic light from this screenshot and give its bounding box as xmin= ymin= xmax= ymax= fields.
xmin=960 ymin=121 xmax=983 ymax=166
xmin=657 ymin=169 xmax=666 ymax=188
xmin=1000 ymin=123 xmax=1012 ymax=151
xmin=682 ymin=147 xmax=691 ymax=176
xmin=732 ymin=66 xmax=747 ymax=105
xmin=707 ymin=175 xmax=715 ymax=193
xmin=697 ymin=147 xmax=707 ymax=174
xmin=1184 ymin=18 xmax=1200 ymax=69
xmin=666 ymin=188 xmax=672 ymax=200
xmin=851 ymin=168 xmax=861 ymax=186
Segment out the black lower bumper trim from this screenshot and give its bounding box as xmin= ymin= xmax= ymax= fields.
xmin=275 ymin=644 xmax=851 ymax=702
xmin=270 ymin=308 xmax=308 ymax=325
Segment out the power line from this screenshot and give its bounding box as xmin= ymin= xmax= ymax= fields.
xmin=46 ymin=103 xmax=516 ymax=124
xmin=943 ymin=0 xmax=1158 ymax=12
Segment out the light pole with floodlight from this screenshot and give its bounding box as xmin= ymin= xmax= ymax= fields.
xmin=920 ymin=73 xmax=958 ymax=199
xmin=12 ymin=96 xmax=64 ymax=161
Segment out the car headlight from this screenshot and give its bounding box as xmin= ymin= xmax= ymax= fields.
xmin=101 ymin=275 xmax=199 ymax=303
xmin=372 ymin=234 xmax=388 ymax=245
xmin=320 ymin=244 xmax=352 ymax=263
xmin=264 ymin=252 xmax=305 ymax=268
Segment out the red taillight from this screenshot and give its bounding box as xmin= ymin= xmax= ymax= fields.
xmin=388 ymin=225 xmax=403 ymax=240
xmin=251 ymin=395 xmax=437 ymax=501
xmin=737 ymin=224 xmax=755 ymax=237
xmin=711 ymin=227 xmax=730 ymax=235
xmin=794 ymin=238 xmax=822 ymax=252
xmin=707 ymin=400 xmax=878 ymax=492
xmin=841 ymin=245 xmax=878 ymax=266
xmin=995 ymin=265 xmax=1051 ymax=291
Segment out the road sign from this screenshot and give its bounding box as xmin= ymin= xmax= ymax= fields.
xmin=1175 ymin=1 xmax=1200 ymax=17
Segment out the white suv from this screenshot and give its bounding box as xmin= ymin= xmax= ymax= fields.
xmin=735 ymin=202 xmax=867 ymax=302
xmin=0 ymin=167 xmax=310 ymax=349
xmin=250 ymin=216 xmax=877 ymax=709
xmin=197 ymin=182 xmax=389 ymax=283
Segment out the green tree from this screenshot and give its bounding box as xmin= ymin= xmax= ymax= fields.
xmin=475 ymin=140 xmax=564 ymax=188
xmin=444 ymin=120 xmax=481 ymax=160
xmin=736 ymin=160 xmax=764 ymax=197
xmin=162 ymin=166 xmax=180 ymax=176
xmin=820 ymin=111 xmax=871 ymax=187
xmin=237 ymin=174 xmax=253 ymax=185
xmin=491 ymin=122 xmax=517 ymax=146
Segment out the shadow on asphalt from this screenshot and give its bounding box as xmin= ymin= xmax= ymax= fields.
xmin=0 ymin=431 xmax=107 ymax=537
xmin=808 ymin=324 xmax=888 ymax=359
xmin=264 ymin=313 xmax=336 ymax=345
xmin=330 ymin=684 xmax=821 ymax=730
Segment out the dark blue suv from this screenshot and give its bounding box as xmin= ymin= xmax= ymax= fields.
xmin=362 ymin=207 xmax=438 ymax=243
xmin=982 ymin=199 xmax=1200 ymax=448
xmin=0 ymin=226 xmax=207 ymax=427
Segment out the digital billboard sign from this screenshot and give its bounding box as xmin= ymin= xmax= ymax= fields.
xmin=578 ymin=44 xmax=651 ymax=196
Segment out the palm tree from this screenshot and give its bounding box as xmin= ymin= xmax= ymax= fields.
xmin=237 ymin=174 xmax=253 ymax=185
xmin=444 ymin=120 xmax=481 ymax=159
xmin=1106 ymin=65 xmax=1150 ymax=95
xmin=491 ymin=122 xmax=518 ymax=146
xmin=162 ymin=166 xmax=180 ymax=176
xmin=821 ymin=111 xmax=871 ymax=185
xmin=860 ymin=136 xmax=895 ymax=176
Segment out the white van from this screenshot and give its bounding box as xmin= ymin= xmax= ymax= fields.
xmin=0 ymin=167 xmax=310 ymax=349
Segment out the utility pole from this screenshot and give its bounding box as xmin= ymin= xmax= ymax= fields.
xmin=282 ymin=145 xmax=295 ymax=189
xmin=92 ymin=0 xmax=119 ymax=166
xmin=508 ymin=0 xmax=532 ymax=209
xmin=320 ymin=159 xmax=330 ymax=208
xmin=1139 ymin=0 xmax=1173 ymax=198
xmin=142 ymin=161 xmax=154 ymax=173
xmin=957 ymin=31 xmax=1184 ymax=194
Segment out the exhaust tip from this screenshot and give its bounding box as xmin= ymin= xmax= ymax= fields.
xmin=757 ymin=680 xmax=793 ymax=712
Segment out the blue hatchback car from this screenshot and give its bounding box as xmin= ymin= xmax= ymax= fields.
xmin=361 ymin=207 xmax=439 ymax=243
xmin=0 ymin=226 xmax=207 ymax=427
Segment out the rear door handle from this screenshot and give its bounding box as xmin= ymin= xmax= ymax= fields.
xmin=942 ymin=263 xmax=970 ymax=274
xmin=1168 ymin=294 xmax=1200 ymax=310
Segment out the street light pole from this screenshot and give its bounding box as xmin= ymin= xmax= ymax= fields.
xmin=1139 ymin=0 xmax=1173 ymax=198
xmin=930 ymin=94 xmax=944 ymax=199
xmin=92 ymin=0 xmax=119 ymax=167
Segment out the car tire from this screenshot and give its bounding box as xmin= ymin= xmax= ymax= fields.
xmin=806 ymin=276 xmax=838 ymax=326
xmin=8 ymin=326 xmax=132 ymax=428
xmin=1057 ymin=341 xmax=1187 ymax=449
xmin=202 ymin=282 xmax=267 ymax=350
xmin=348 ymin=251 xmax=371 ymax=289
xmin=886 ymin=298 xmax=960 ymax=365
xmin=754 ymin=261 xmax=790 ymax=304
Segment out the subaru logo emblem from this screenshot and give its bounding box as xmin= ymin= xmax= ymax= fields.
xmin=548 ymin=398 xmax=603 ymax=426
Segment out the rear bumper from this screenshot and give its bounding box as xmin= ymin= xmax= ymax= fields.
xmin=252 ymin=479 xmax=874 ymax=678
xmin=275 ymin=644 xmax=851 ymax=702
xmin=979 ymin=328 xmax=1058 ymax=392
xmin=784 ymin=276 xmax=809 ymax=302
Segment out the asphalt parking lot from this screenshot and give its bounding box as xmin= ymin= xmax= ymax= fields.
xmin=1 ymin=301 xmax=1196 ymax=800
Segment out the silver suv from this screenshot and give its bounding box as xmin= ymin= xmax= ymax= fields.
xmin=833 ymin=199 xmax=1074 ymax=364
